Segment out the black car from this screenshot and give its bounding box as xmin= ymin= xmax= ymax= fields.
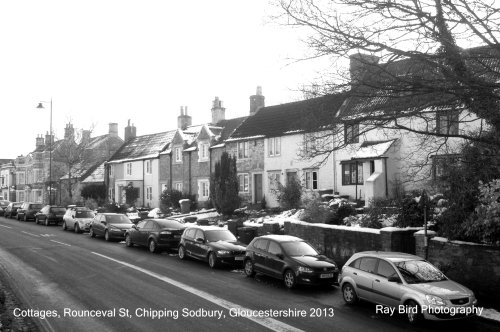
xmin=16 ymin=202 xmax=44 ymax=221
xmin=244 ymin=235 xmax=339 ymax=289
xmin=4 ymin=202 xmax=23 ymax=219
xmin=178 ymin=226 xmax=246 ymax=268
xmin=35 ymin=205 xmax=67 ymax=226
xmin=125 ymin=219 xmax=186 ymax=253
xmin=89 ymin=213 xmax=134 ymax=241
xmin=0 ymin=200 xmax=11 ymax=216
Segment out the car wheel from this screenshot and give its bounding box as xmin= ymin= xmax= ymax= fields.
xmin=283 ymin=269 xmax=296 ymax=289
xmin=104 ymin=230 xmax=110 ymax=241
xmin=406 ymin=300 xmax=423 ymax=325
xmin=16 ymin=214 xmax=20 ymax=221
xmin=35 ymin=217 xmax=39 ymax=225
xmin=149 ymin=239 xmax=158 ymax=253
xmin=89 ymin=227 xmax=96 ymax=238
xmin=178 ymin=245 xmax=187 ymax=260
xmin=24 ymin=215 xmax=28 ymax=222
xmin=244 ymin=259 xmax=256 ymax=277
xmin=125 ymin=234 xmax=133 ymax=247
xmin=342 ymin=283 xmax=358 ymax=304
xmin=62 ymin=221 xmax=68 ymax=231
xmin=208 ymin=252 xmax=218 ymax=269
xmin=45 ymin=219 xmax=49 ymax=226
xmin=74 ymin=223 xmax=81 ymax=233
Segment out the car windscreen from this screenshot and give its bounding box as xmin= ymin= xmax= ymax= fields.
xmin=281 ymin=241 xmax=318 ymax=256
xmin=205 ymin=230 xmax=237 ymax=242
xmin=394 ymin=260 xmax=447 ymax=284
xmin=106 ymin=215 xmax=132 ymax=224
xmin=75 ymin=211 xmax=95 ymax=218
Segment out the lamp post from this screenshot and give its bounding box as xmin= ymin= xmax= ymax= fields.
xmin=37 ymin=99 xmax=53 ymax=205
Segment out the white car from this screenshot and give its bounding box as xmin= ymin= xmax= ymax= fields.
xmin=62 ymin=207 xmax=95 ymax=233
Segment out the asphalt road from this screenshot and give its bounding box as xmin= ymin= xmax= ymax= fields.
xmin=0 ymin=216 xmax=497 ymax=332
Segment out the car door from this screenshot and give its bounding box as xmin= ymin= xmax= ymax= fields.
xmin=131 ymin=220 xmax=148 ymax=245
xmin=354 ymin=257 xmax=379 ymax=301
xmin=265 ymin=240 xmax=286 ymax=278
xmin=94 ymin=215 xmax=105 ymax=236
xmin=137 ymin=220 xmax=153 ymax=246
xmin=191 ymin=229 xmax=208 ymax=259
xmin=252 ymin=239 xmax=269 ymax=273
xmin=371 ymin=259 xmax=405 ymax=307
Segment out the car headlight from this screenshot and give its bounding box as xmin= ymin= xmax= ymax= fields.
xmin=297 ymin=266 xmax=314 ymax=273
xmin=426 ymin=295 xmax=446 ymax=306
xmin=217 ymin=250 xmax=231 ymax=256
xmin=109 ymin=227 xmax=121 ymax=232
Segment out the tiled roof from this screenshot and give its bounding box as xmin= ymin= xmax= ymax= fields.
xmin=214 ymin=117 xmax=248 ymax=144
xmin=109 ymin=130 xmax=176 ymax=163
xmin=229 ymin=94 xmax=347 ymax=139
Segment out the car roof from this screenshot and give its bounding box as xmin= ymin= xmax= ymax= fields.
xmin=185 ymin=225 xmax=226 ymax=231
xmin=257 ymin=235 xmax=304 ymax=242
xmin=351 ymin=251 xmax=423 ymax=262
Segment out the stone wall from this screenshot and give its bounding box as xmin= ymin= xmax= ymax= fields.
xmin=414 ymin=231 xmax=500 ymax=302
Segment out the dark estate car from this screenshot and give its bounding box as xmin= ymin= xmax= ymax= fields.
xmin=16 ymin=202 xmax=44 ymax=221
xmin=35 ymin=205 xmax=67 ymax=226
xmin=0 ymin=200 xmax=11 ymax=216
xmin=4 ymin=202 xmax=23 ymax=219
xmin=125 ymin=218 xmax=186 ymax=253
xmin=178 ymin=226 xmax=246 ymax=268
xmin=339 ymin=251 xmax=477 ymax=324
xmin=89 ymin=213 xmax=134 ymax=241
xmin=62 ymin=207 xmax=95 ymax=233
xmin=244 ymin=235 xmax=339 ymax=289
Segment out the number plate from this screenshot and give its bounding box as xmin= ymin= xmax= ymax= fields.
xmin=320 ymin=273 xmax=334 ymax=279
xmin=235 ymin=256 xmax=245 ymax=261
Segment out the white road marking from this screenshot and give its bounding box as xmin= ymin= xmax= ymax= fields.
xmin=0 ymin=224 xmax=12 ymax=229
xmin=50 ymin=240 xmax=71 ymax=247
xmin=21 ymin=231 xmax=40 ymax=237
xmin=92 ymin=252 xmax=304 ymax=332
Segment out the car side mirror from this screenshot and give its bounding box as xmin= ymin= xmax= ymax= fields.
xmin=195 ymin=237 xmax=205 ymax=243
xmin=388 ymin=276 xmax=402 ymax=283
xmin=277 ymin=253 xmax=285 ymax=260
xmin=132 ymin=225 xmax=137 ymax=229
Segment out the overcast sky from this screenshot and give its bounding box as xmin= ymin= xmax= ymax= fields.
xmin=0 ymin=0 xmax=330 ymax=159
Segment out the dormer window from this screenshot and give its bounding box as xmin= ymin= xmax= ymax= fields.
xmin=175 ymin=147 xmax=183 ymax=163
xmin=436 ymin=110 xmax=459 ymax=135
xmin=198 ymin=142 xmax=209 ymax=161
xmin=268 ymin=137 xmax=281 ymax=157
xmin=237 ymin=141 xmax=249 ymax=159
xmin=344 ymin=123 xmax=359 ymax=144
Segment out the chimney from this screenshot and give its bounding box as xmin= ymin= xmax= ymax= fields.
xmin=349 ymin=53 xmax=380 ymax=85
xmin=108 ymin=123 xmax=118 ymax=137
xmin=124 ymin=119 xmax=137 ymax=141
xmin=211 ymin=97 xmax=225 ymax=124
xmin=35 ymin=135 xmax=45 ymax=149
xmin=249 ymin=86 xmax=265 ymax=116
xmin=45 ymin=131 xmax=54 ymax=147
xmin=64 ymin=123 xmax=75 ymax=139
xmin=178 ymin=106 xmax=192 ymax=130
xmin=82 ymin=130 xmax=91 ymax=144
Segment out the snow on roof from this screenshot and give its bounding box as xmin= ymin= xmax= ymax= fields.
xmin=210 ymin=143 xmax=225 ymax=149
xmin=225 ymin=135 xmax=265 ymax=142
xmin=107 ymin=153 xmax=160 ymax=164
xmin=349 ymin=140 xmax=396 ymax=160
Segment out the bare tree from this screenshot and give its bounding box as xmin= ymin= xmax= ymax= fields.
xmin=275 ymin=0 xmax=500 ymax=161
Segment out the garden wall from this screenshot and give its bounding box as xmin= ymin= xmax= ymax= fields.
xmin=415 ymin=231 xmax=500 ymax=302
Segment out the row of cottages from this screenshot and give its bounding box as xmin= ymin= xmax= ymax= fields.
xmin=0 ymin=160 xmax=15 ymax=201
xmin=10 ymin=123 xmax=123 ymax=205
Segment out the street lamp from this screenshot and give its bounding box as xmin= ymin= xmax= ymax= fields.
xmin=37 ymin=99 xmax=53 ymax=205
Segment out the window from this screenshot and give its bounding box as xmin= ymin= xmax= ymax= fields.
xmin=198 ymin=180 xmax=210 ymax=199
xmin=18 ymin=191 xmax=25 ymax=202
xmin=370 ymin=160 xmax=375 ymax=174
xmin=126 ymin=163 xmax=132 ymax=175
xmin=268 ymin=241 xmax=282 ymax=256
xmin=238 ymin=173 xmax=249 ymax=192
xmin=253 ymin=239 xmax=269 ymax=251
xmin=16 ymin=172 xmax=25 ymax=185
xmin=199 ymin=142 xmax=209 ymax=161
xmin=175 ymin=147 xmax=183 ymax=163
xmin=146 ymin=186 xmax=153 ymax=200
xmin=358 ymin=257 xmax=378 ymax=274
xmin=174 ymin=182 xmax=183 ymax=192
xmin=377 ymin=259 xmax=398 ymax=279
xmin=432 ymin=155 xmax=459 ymax=180
xmin=268 ymin=137 xmax=281 ymax=156
xmin=34 ymin=169 xmax=42 ymax=183
xmin=344 ymin=123 xmax=359 ymax=144
xmin=109 ymin=188 xmax=115 ymax=201
xmin=237 ymin=141 xmax=249 ymax=159
xmin=268 ymin=172 xmax=281 ymax=189
xmin=145 ymin=160 xmax=152 ymax=174
xmin=304 ymin=170 xmax=318 ymax=190
xmin=436 ymin=110 xmax=459 ymax=135
xmin=342 ymin=162 xmax=363 ymax=185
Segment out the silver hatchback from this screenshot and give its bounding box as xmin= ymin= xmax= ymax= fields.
xmin=339 ymin=251 xmax=478 ymax=324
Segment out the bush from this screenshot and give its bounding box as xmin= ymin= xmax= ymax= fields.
xmin=210 ymin=152 xmax=240 ymax=216
xmin=160 ymin=189 xmax=197 ymax=212
xmin=80 ymin=184 xmax=107 ymax=204
xmin=272 ymin=176 xmax=303 ymax=210
xmin=302 ymin=197 xmax=335 ymax=223
xmin=394 ymin=192 xmax=431 ymax=227
xmin=330 ymin=202 xmax=355 ymax=225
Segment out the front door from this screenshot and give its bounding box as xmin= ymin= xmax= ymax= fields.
xmin=254 ymin=174 xmax=263 ymax=203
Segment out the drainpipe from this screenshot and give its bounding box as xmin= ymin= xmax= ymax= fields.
xmin=384 ymin=158 xmax=388 ymax=197
xmin=355 ymin=160 xmax=358 ymax=201
xmin=142 ymin=160 xmax=145 ymax=207
xmin=188 ymin=151 xmax=192 ymax=196
xmin=169 ymin=152 xmax=173 ymax=191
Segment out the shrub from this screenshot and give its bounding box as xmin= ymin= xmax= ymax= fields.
xmin=272 ymin=176 xmax=303 ymax=210
xmin=394 ymin=192 xmax=432 ymax=227
xmin=210 ymin=152 xmax=240 ymax=216
xmin=80 ymin=184 xmax=107 ymax=204
xmin=302 ymin=197 xmax=335 ymax=223
xmin=330 ymin=202 xmax=355 ymax=225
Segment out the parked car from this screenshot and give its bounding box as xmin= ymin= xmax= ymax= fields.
xmin=89 ymin=213 xmax=134 ymax=241
xmin=0 ymin=200 xmax=11 ymax=216
xmin=178 ymin=226 xmax=246 ymax=268
xmin=125 ymin=218 xmax=186 ymax=253
xmin=62 ymin=207 xmax=95 ymax=233
xmin=16 ymin=202 xmax=44 ymax=221
xmin=244 ymin=235 xmax=339 ymax=289
xmin=339 ymin=251 xmax=477 ymax=324
xmin=4 ymin=202 xmax=22 ymax=219
xmin=35 ymin=205 xmax=67 ymax=226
